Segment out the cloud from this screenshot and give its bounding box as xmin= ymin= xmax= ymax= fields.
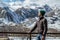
xmin=1 ymin=0 xmax=60 ymax=7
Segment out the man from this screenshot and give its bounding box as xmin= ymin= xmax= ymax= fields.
xmin=30 ymin=10 xmax=48 ymax=40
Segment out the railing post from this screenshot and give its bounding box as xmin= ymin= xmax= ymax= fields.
xmin=27 ymin=37 xmax=28 ymax=40
xmin=30 ymin=33 xmax=31 ymax=40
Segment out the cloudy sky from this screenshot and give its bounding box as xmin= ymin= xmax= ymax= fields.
xmin=0 ymin=0 xmax=60 ymax=6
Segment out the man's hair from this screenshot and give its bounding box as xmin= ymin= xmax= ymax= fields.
xmin=39 ymin=10 xmax=46 ymax=16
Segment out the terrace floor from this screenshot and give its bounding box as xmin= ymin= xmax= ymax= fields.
xmin=0 ymin=37 xmax=60 ymax=40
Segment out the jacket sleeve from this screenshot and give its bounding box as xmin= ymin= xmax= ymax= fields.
xmin=43 ymin=19 xmax=48 ymax=36
xmin=30 ymin=22 xmax=37 ymax=33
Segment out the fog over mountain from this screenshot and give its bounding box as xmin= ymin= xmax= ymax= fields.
xmin=0 ymin=0 xmax=60 ymax=7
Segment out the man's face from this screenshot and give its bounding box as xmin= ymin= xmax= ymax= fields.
xmin=38 ymin=13 xmax=42 ymax=17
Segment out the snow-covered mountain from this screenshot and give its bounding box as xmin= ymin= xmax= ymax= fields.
xmin=0 ymin=3 xmax=54 ymax=24
xmin=0 ymin=0 xmax=60 ymax=33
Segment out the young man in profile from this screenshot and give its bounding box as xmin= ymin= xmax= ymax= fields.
xmin=30 ymin=10 xmax=48 ymax=40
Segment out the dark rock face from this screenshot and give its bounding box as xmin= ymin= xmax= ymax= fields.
xmin=15 ymin=7 xmax=38 ymax=18
xmin=44 ymin=4 xmax=53 ymax=12
xmin=0 ymin=7 xmax=38 ymax=24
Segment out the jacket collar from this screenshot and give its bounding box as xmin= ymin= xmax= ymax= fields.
xmin=39 ymin=16 xmax=44 ymax=21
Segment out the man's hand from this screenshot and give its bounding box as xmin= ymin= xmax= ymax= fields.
xmin=41 ymin=36 xmax=45 ymax=40
xmin=29 ymin=30 xmax=32 ymax=34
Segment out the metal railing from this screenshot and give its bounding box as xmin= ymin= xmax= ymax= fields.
xmin=0 ymin=32 xmax=60 ymax=40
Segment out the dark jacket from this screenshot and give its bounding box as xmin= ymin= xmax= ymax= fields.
xmin=31 ymin=17 xmax=48 ymax=36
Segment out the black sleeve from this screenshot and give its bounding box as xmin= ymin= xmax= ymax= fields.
xmin=31 ymin=22 xmax=37 ymax=33
xmin=43 ymin=19 xmax=48 ymax=36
